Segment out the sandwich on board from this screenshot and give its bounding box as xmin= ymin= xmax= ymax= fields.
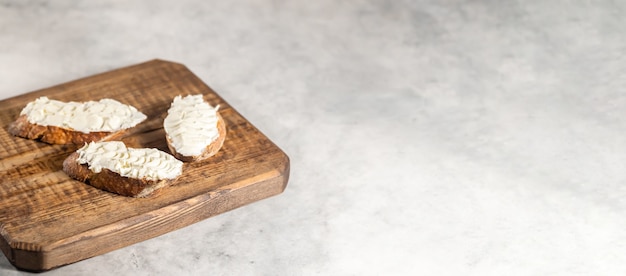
xmin=9 ymin=94 xmax=226 ymax=197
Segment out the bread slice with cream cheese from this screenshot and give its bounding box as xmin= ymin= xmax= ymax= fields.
xmin=163 ymin=95 xmax=226 ymax=162
xmin=63 ymin=141 xmax=183 ymax=198
xmin=9 ymin=97 xmax=146 ymax=144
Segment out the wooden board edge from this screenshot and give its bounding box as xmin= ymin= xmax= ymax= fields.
xmin=3 ymin=152 xmax=289 ymax=272
xmin=0 ymin=226 xmax=15 ymax=268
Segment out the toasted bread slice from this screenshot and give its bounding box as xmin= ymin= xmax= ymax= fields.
xmin=9 ymin=97 xmax=146 ymax=144
xmin=9 ymin=115 xmax=130 ymax=145
xmin=163 ymin=95 xmax=226 ymax=162
xmin=63 ymin=141 xmax=183 ymax=198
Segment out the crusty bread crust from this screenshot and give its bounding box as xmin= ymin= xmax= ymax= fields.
xmin=63 ymin=152 xmax=176 ymax=198
xmin=8 ymin=115 xmax=127 ymax=145
xmin=166 ymin=113 xmax=226 ymax=162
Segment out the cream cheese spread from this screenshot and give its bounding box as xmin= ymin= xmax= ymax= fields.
xmin=76 ymin=141 xmax=183 ymax=180
xmin=21 ymin=97 xmax=147 ymax=133
xmin=163 ymin=94 xmax=220 ymax=157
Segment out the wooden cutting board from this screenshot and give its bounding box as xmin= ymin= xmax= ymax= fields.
xmin=0 ymin=60 xmax=290 ymax=271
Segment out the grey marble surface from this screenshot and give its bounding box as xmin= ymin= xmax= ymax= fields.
xmin=1 ymin=0 xmax=626 ymax=275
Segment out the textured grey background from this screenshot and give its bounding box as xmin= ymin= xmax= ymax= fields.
xmin=1 ymin=0 xmax=626 ymax=275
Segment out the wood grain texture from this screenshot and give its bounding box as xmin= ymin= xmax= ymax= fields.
xmin=0 ymin=60 xmax=290 ymax=271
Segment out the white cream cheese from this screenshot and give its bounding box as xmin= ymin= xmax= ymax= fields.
xmin=163 ymin=94 xmax=220 ymax=157
xmin=21 ymin=97 xmax=147 ymax=133
xmin=76 ymin=141 xmax=183 ymax=180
